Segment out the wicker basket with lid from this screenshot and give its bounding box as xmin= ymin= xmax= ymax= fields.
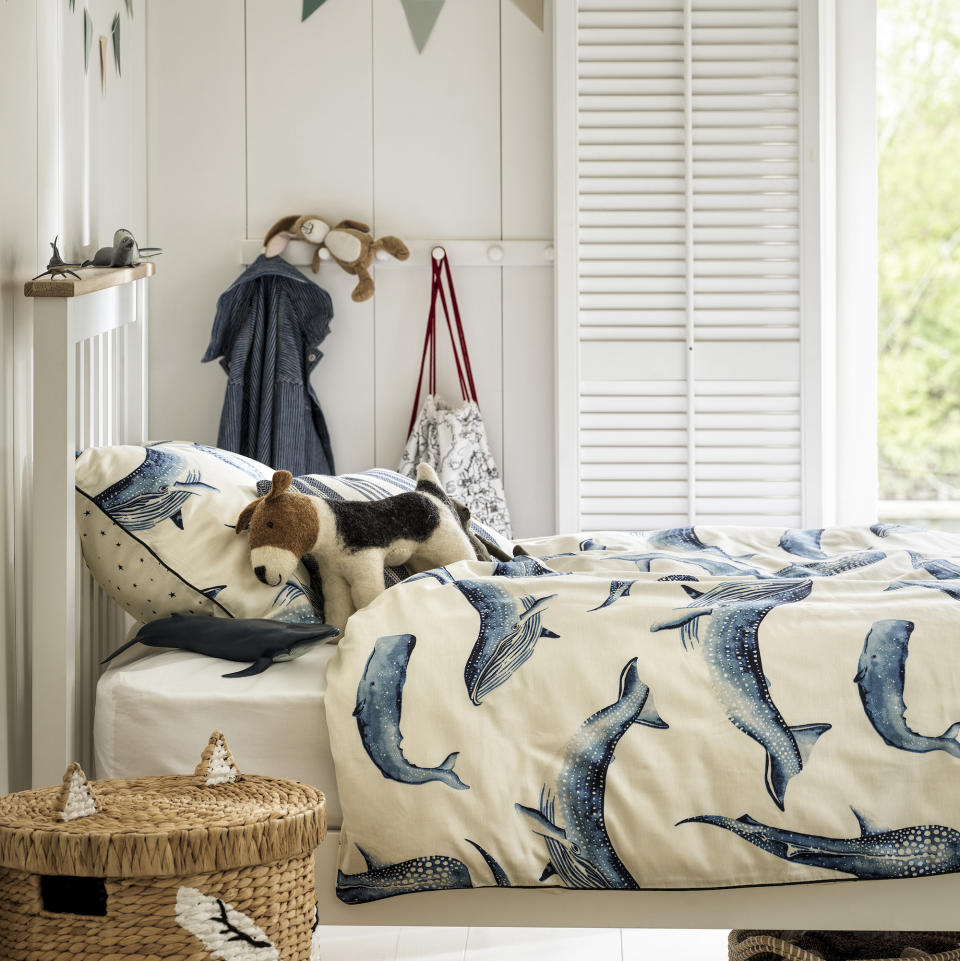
xmin=0 ymin=731 xmax=326 ymax=961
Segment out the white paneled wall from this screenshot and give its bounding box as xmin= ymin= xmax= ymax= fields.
xmin=146 ymin=0 xmax=556 ymax=537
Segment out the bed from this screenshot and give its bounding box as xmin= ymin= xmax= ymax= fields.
xmin=30 ymin=266 xmax=960 ymax=928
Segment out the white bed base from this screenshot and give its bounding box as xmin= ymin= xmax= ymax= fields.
xmin=29 ymin=268 xmax=960 ymax=928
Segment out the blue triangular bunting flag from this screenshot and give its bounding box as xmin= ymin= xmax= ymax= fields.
xmin=302 ymin=0 xmax=329 ymax=21
xmin=400 ymin=0 xmax=446 ymax=53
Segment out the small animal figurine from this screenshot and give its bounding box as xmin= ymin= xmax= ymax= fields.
xmin=262 ymin=213 xmax=409 ymax=301
xmin=31 ymin=235 xmax=82 ymax=281
xmin=236 ymin=463 xmax=476 ymax=631
xmin=101 ymin=613 xmax=338 ymax=677
xmin=81 ymin=228 xmax=163 ymax=268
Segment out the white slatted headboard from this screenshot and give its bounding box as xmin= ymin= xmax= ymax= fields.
xmin=27 ymin=265 xmax=152 ymax=787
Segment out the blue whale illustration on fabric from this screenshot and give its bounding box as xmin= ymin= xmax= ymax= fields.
xmin=779 ymin=528 xmax=827 ymax=559
xmin=588 ymin=580 xmax=635 ymax=612
xmin=651 ymin=579 xmax=830 ymax=810
xmin=884 ymin=580 xmax=960 ymax=601
xmin=771 ymin=551 xmax=885 ymax=579
xmin=189 ymin=443 xmax=266 ymax=480
xmin=907 ymin=552 xmax=960 ymax=580
xmin=644 ymin=527 xmax=755 ymax=562
xmin=856 ymin=619 xmax=960 ymax=759
xmin=579 ymin=537 xmax=607 ymax=551
xmin=354 ymin=634 xmax=468 ymax=790
xmin=492 ymin=556 xmax=564 ymax=578
xmin=93 ymin=446 xmax=218 ymax=531
xmin=337 ymin=844 xmax=473 ymax=904
xmin=871 ymin=523 xmax=920 ymax=538
xmin=516 ymin=658 xmax=668 ymax=889
xmin=465 ymin=839 xmax=511 ymax=886
xmin=679 ymin=809 xmax=960 ymax=880
xmin=454 ymin=579 xmax=559 ymax=705
xmin=613 ymin=551 xmax=761 ymax=577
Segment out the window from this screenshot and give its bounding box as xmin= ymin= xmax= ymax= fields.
xmin=877 ymin=0 xmax=960 ymax=530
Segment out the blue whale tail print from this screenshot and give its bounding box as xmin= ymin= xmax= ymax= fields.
xmin=766 ymin=723 xmax=832 ymax=808
xmin=779 ymin=528 xmax=827 ymax=559
xmin=465 ymin=839 xmax=511 ymax=887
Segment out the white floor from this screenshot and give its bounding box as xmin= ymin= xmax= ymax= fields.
xmin=316 ymin=927 xmax=729 ymax=961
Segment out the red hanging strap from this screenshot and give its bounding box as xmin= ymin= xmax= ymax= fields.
xmin=406 ymin=252 xmax=480 ymax=437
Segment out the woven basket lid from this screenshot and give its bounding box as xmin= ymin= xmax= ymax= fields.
xmin=0 ymin=732 xmax=325 ymax=879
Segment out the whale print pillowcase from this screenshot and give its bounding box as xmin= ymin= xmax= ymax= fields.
xmin=76 ymin=442 xmax=324 ymax=624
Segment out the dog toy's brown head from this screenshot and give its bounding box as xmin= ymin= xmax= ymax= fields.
xmin=235 ymin=470 xmax=319 ymax=587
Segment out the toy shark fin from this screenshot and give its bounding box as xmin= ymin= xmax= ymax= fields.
xmin=851 ymin=807 xmax=886 ymax=837
xmin=222 ymin=656 xmax=272 ymax=679
xmin=634 ymin=688 xmax=669 ymax=729
xmin=515 ymin=803 xmax=566 ymax=840
xmin=539 ymin=862 xmax=557 ymax=882
xmin=100 ymin=635 xmax=142 ymax=664
xmin=356 ymin=844 xmax=386 ymax=872
xmin=649 ymin=608 xmax=711 ymax=633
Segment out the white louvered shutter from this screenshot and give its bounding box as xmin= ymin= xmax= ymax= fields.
xmin=571 ymin=0 xmax=804 ymax=529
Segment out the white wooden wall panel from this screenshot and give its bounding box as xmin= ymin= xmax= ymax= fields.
xmin=565 ymin=0 xmax=806 ymax=530
xmin=246 ymin=0 xmax=377 ymax=473
xmin=148 ymin=0 xmax=555 ymax=536
xmin=0 ymin=0 xmax=39 ymax=797
xmin=502 ymin=0 xmax=556 ymax=537
xmin=146 ymin=1 xmax=246 ymax=446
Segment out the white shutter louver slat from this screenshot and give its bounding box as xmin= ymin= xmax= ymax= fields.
xmin=573 ymin=0 xmax=803 ymax=529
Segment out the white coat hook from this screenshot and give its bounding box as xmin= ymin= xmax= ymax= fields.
xmin=432 ymin=246 xmax=446 ymax=262
xmin=487 ymin=244 xmax=504 ymax=263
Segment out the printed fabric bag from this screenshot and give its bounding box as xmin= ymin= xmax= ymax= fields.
xmin=398 ymin=251 xmax=512 ymax=537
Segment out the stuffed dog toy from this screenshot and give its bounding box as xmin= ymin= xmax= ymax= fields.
xmin=236 ymin=463 xmax=475 ymax=631
xmin=262 ymin=213 xmax=409 ymax=302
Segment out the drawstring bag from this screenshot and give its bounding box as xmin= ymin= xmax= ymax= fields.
xmin=398 ymin=252 xmax=512 ymax=538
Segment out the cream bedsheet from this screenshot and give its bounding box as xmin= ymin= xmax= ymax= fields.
xmin=94 ymin=642 xmax=342 ymax=827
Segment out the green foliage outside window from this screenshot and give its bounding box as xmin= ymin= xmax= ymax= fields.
xmin=879 ymin=0 xmax=960 ymax=501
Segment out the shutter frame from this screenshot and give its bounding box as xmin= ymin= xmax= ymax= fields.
xmin=556 ymin=0 xmax=831 ymax=531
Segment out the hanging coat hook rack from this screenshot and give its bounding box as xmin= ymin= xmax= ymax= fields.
xmin=239 ymin=238 xmax=553 ymax=270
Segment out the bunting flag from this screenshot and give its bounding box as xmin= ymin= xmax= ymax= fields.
xmin=511 ymin=0 xmax=544 ymax=29
xmin=400 ymin=0 xmax=446 ymax=53
xmin=302 ymin=0 xmax=329 ymax=21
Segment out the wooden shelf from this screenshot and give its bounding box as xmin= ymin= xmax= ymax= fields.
xmin=24 ymin=262 xmax=156 ymax=298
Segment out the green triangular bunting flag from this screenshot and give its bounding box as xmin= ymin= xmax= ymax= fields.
xmin=302 ymin=0 xmax=328 ymax=21
xmin=512 ymin=0 xmax=544 ymax=29
xmin=400 ymin=0 xmax=446 ymax=53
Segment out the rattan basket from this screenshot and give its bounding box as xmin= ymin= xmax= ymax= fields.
xmin=730 ymin=931 xmax=960 ymax=961
xmin=0 ymin=731 xmax=326 ymax=961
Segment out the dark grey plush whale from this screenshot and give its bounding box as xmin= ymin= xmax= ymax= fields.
xmin=101 ymin=614 xmax=338 ymax=677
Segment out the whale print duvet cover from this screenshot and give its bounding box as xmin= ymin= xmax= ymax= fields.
xmin=325 ymin=524 xmax=960 ymax=903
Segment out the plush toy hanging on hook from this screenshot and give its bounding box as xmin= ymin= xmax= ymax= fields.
xmin=263 ymin=214 xmax=409 ymax=302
